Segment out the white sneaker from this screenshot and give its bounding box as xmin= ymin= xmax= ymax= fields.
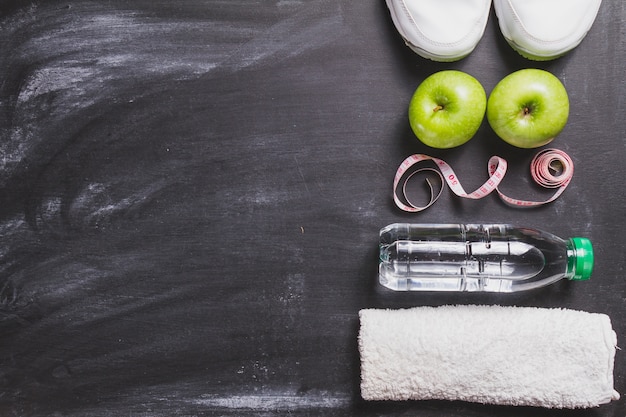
xmin=385 ymin=0 xmax=492 ymax=62
xmin=494 ymin=0 xmax=603 ymax=60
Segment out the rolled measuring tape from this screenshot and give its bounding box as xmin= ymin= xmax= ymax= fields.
xmin=393 ymin=148 xmax=574 ymax=212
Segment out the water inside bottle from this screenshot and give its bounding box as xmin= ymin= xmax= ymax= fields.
xmin=378 ymin=223 xmax=576 ymax=292
xmin=379 ymin=240 xmax=545 ymax=291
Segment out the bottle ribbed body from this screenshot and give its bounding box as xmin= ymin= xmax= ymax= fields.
xmin=379 ymin=223 xmax=588 ymax=292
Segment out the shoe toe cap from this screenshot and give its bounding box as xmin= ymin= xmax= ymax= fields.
xmin=386 ymin=0 xmax=491 ymax=61
xmin=495 ymin=0 xmax=602 ymax=60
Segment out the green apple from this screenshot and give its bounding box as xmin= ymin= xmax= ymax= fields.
xmin=487 ymin=69 xmax=569 ymax=148
xmin=408 ymin=70 xmax=487 ymax=149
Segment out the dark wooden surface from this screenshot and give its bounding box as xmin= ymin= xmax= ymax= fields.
xmin=0 ymin=1 xmax=624 ymax=416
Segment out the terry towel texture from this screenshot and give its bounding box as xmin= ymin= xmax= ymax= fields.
xmin=359 ymin=305 xmax=620 ymax=408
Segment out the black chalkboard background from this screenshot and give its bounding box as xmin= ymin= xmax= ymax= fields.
xmin=1 ymin=1 xmax=624 ymax=416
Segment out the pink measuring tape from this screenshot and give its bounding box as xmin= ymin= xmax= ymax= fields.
xmin=393 ymin=148 xmax=574 ymax=212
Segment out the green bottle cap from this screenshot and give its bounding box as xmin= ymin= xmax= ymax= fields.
xmin=571 ymin=237 xmax=593 ymax=280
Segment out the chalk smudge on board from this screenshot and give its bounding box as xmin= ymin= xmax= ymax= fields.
xmin=192 ymin=392 xmax=351 ymax=410
xmin=0 ymin=1 xmax=353 ymax=414
xmin=0 ymin=1 xmax=346 ymax=184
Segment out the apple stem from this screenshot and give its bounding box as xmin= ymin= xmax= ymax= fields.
xmin=523 ymin=107 xmax=531 ymax=116
xmin=433 ymin=105 xmax=444 ymax=112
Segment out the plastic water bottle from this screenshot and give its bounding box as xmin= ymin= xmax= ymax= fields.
xmin=379 ymin=223 xmax=593 ymax=292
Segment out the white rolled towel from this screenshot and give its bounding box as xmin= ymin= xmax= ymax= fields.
xmin=359 ymin=305 xmax=620 ymax=408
